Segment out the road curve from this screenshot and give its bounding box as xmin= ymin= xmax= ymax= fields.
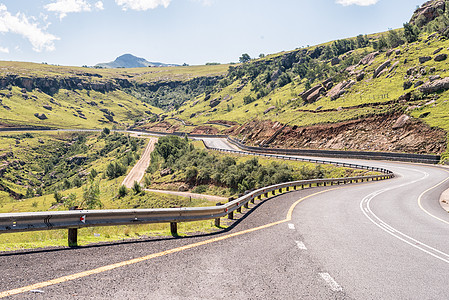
xmin=1 ymin=137 xmax=449 ymax=299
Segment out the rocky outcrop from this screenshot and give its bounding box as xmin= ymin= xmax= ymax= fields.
xmin=410 ymin=0 xmax=445 ymax=27
xmin=359 ymin=51 xmax=380 ymax=65
xmin=327 ymin=80 xmax=355 ymax=100
xmin=373 ymin=60 xmax=391 ymax=78
xmin=300 ymin=78 xmax=333 ymax=103
xmin=419 ymin=77 xmax=449 ymax=94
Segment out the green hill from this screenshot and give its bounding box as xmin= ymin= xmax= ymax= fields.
xmin=1 ymin=0 xmax=449 ymax=159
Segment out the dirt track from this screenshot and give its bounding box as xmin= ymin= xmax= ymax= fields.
xmin=122 ymin=138 xmax=157 ymax=188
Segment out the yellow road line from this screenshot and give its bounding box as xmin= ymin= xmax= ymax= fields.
xmin=0 ymin=185 xmax=358 ymax=298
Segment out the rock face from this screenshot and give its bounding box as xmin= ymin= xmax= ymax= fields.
xmin=230 ymin=115 xmax=446 ymax=155
xmin=419 ymin=77 xmax=449 ymax=94
xmin=410 ymin=0 xmax=445 ymax=27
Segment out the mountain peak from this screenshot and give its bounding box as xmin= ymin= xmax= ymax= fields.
xmin=95 ymin=54 xmax=178 ymax=69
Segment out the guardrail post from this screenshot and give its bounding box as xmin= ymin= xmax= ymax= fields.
xmin=309 ymin=183 xmax=312 ymax=188
xmin=293 ymin=185 xmax=297 ymax=190
xmin=265 ymin=193 xmax=268 ymax=198
xmin=215 ymin=203 xmax=221 ymax=227
xmin=170 ymin=222 xmax=178 ymax=236
xmin=68 ymin=228 xmax=78 ymax=247
xmin=278 ymin=188 xmax=282 ymax=193
xmin=272 ymin=190 xmax=276 ymax=196
xmin=301 ymin=184 xmax=304 ymax=189
xmin=286 ymin=187 xmax=289 ymax=192
xmin=258 ymin=195 xmax=262 ymax=200
xmin=237 ymin=206 xmax=242 ymax=213
xmin=244 ymin=201 xmax=249 ymax=209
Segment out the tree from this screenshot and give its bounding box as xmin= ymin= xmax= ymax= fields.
xmin=239 ymin=53 xmax=251 ymax=63
xmin=386 ymin=29 xmax=405 ymax=48
xmin=403 ymin=22 xmax=420 ymax=43
xmin=81 ymin=181 xmax=102 ymax=209
xmin=132 ymin=181 xmax=142 ymax=194
xmin=118 ymin=185 xmax=128 ymax=198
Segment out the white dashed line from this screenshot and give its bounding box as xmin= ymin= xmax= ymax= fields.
xmin=295 ymin=241 xmax=307 ymax=250
xmin=288 ymin=223 xmax=295 ymax=230
xmin=319 ymin=272 xmax=342 ymax=292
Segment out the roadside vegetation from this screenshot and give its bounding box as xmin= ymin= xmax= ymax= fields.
xmin=146 ymin=136 xmax=377 ymax=197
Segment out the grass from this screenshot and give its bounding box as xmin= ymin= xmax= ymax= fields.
xmin=0 ymin=220 xmax=220 ymax=252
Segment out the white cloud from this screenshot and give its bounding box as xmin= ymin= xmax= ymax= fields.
xmin=44 ymin=0 xmax=92 ymax=19
xmin=95 ymin=1 xmax=104 ymax=10
xmin=336 ymin=0 xmax=379 ymax=6
xmin=0 ymin=46 xmax=9 ymax=53
xmin=115 ymin=0 xmax=171 ymax=11
xmin=0 ymin=4 xmax=59 ymax=52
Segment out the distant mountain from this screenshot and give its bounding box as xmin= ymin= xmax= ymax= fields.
xmin=95 ymin=54 xmax=179 ymax=68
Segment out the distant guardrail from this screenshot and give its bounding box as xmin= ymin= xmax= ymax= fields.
xmin=226 ymin=137 xmax=440 ymax=164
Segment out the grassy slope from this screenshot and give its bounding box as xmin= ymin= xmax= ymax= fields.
xmin=168 ymin=33 xmax=449 ymax=157
xmin=0 ymin=62 xmax=229 ymax=128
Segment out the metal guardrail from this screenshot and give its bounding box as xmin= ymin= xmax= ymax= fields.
xmin=0 ymin=175 xmax=393 ymax=246
xmin=0 ymin=138 xmax=394 ymax=247
xmin=226 ymin=137 xmax=441 ymax=164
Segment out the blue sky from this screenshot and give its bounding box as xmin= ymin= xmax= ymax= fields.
xmin=0 ymin=0 xmax=424 ymax=66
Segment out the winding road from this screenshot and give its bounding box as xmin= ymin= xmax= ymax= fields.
xmin=1 ymin=137 xmax=449 ymax=299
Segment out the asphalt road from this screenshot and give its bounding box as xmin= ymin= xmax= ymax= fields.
xmin=1 ymin=138 xmax=449 ymax=299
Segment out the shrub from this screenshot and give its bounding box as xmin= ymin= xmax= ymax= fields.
xmin=118 ymin=185 xmax=128 ymax=198
xmin=132 ymin=181 xmax=142 ymax=195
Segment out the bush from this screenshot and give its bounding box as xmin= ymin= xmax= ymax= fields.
xmin=118 ymin=185 xmax=128 ymax=198
xmin=132 ymin=181 xmax=142 ymax=195
xmin=243 ymin=95 xmax=256 ymax=105
xmin=192 ymin=185 xmax=207 ymax=194
xmin=106 ymin=162 xmax=127 ymax=179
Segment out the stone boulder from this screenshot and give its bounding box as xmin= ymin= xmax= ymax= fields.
xmin=429 ymin=75 xmax=441 ymax=82
xmin=209 ymin=98 xmax=221 ymax=108
xmin=434 ymin=53 xmax=448 ymax=61
xmin=300 ymin=84 xmax=322 ymax=101
xmin=305 ymin=86 xmax=325 ymax=103
xmin=327 ymin=80 xmax=355 ymax=100
xmin=264 ymin=106 xmax=276 ymax=114
xmin=373 ymin=60 xmax=391 ymax=78
xmin=434 ymin=47 xmax=443 ymax=54
xmin=359 ymin=51 xmax=379 ymax=65
xmin=419 ymin=56 xmax=432 ymax=63
xmin=34 ymin=113 xmax=48 ymax=120
xmin=43 ymin=105 xmax=52 ymax=111
xmin=392 ymin=114 xmax=410 ymax=130
xmin=419 ymin=77 xmax=449 ymax=94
